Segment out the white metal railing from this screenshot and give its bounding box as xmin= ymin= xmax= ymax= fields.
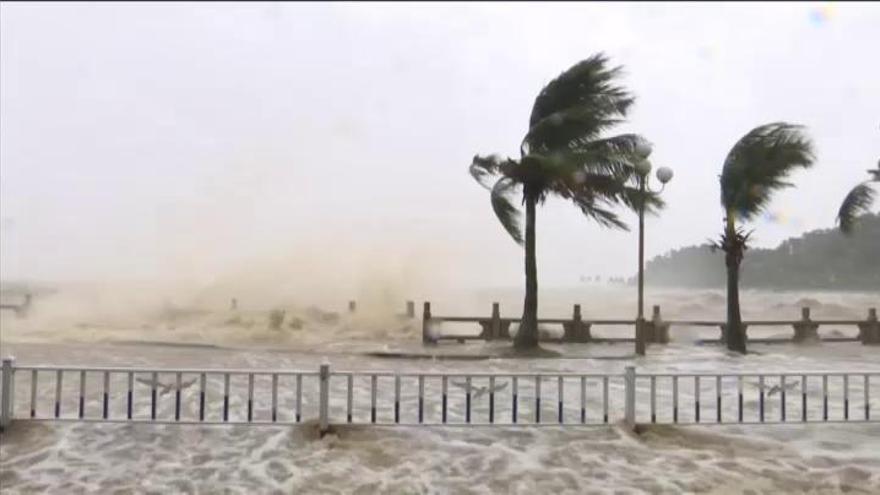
xmin=1 ymin=357 xmax=877 ymax=434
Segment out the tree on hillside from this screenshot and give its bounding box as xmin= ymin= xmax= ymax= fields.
xmin=714 ymin=123 xmax=815 ymax=353
xmin=469 ymin=54 xmax=661 ymax=350
xmin=837 ymin=160 xmax=879 ymax=235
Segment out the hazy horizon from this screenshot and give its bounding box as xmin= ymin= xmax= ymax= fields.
xmin=2 ymin=2 xmax=879 ymax=293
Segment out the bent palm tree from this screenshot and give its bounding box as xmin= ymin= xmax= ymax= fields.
xmin=470 ymin=54 xmax=661 ymax=350
xmin=715 ymin=123 xmax=815 ymax=353
xmin=837 ymin=160 xmax=880 ymax=234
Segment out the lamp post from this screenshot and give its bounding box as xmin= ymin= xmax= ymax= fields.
xmin=632 ymin=142 xmax=673 ymax=356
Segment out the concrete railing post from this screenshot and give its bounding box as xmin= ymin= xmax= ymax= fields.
xmin=319 ymin=362 xmax=330 ymax=437
xmin=490 ymin=303 xmax=500 ymax=340
xmin=1 ymin=356 xmax=15 ymax=430
xmin=230 ymin=298 xmax=238 ymax=311
xmin=565 ymin=304 xmax=591 ymax=343
xmin=859 ymin=308 xmax=879 ymax=345
xmin=651 ymin=305 xmax=669 ymax=344
xmin=422 ymin=302 xmax=436 ymax=345
xmin=793 ymin=307 xmax=819 ymax=343
xmin=406 ymin=301 xmax=415 ymax=319
xmin=348 ymin=301 xmax=357 ymax=314
xmin=624 ymin=366 xmax=636 ymax=430
xmin=635 ymin=318 xmax=646 ymax=356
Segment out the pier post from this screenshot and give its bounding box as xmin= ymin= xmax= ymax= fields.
xmin=858 ymin=308 xmax=879 ymax=345
xmin=422 ymin=302 xmax=436 ymax=345
xmin=793 ymin=307 xmax=819 ymax=343
xmin=1 ymin=357 xmax=14 ymax=430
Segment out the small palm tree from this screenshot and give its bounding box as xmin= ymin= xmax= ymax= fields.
xmin=837 ymin=160 xmax=879 ymax=234
xmin=470 ymin=54 xmax=661 ymax=350
xmin=715 ymin=123 xmax=815 ymax=353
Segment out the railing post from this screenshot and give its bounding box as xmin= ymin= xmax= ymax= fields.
xmin=859 ymin=308 xmax=879 ymax=345
xmin=230 ymin=298 xmax=238 ymax=311
xmin=793 ymin=307 xmax=819 ymax=343
xmin=624 ymin=366 xmax=636 ymax=430
xmin=348 ymin=301 xmax=357 ymax=314
xmin=652 ymin=305 xmax=669 ymax=344
xmin=319 ymin=362 xmax=330 ymax=436
xmin=491 ymin=303 xmax=500 ymax=340
xmin=1 ymin=356 xmax=15 ymax=430
xmin=406 ymin=301 xmax=415 ymax=319
xmin=566 ymin=304 xmax=591 ymax=343
xmin=635 ymin=318 xmax=646 ymax=356
xmin=422 ymin=302 xmax=435 ymax=345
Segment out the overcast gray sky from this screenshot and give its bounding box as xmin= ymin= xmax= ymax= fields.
xmin=2 ymin=2 xmax=879 ymax=291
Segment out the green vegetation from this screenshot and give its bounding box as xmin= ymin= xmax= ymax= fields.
xmin=644 ymin=212 xmax=879 ymax=291
xmin=470 ymin=54 xmax=661 ymax=350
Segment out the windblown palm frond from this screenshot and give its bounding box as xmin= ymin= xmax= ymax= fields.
xmin=523 ymin=54 xmax=635 ymax=154
xmin=490 ymin=178 xmax=524 ymax=245
xmin=720 ymin=123 xmax=815 ymax=220
xmin=837 ymin=183 xmax=876 ymax=234
xmin=836 ymin=161 xmax=879 ymax=235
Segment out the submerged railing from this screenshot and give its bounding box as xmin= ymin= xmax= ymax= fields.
xmin=1 ymin=357 xmax=877 ymax=434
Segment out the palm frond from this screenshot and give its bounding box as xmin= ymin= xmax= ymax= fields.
xmin=837 ymin=182 xmax=876 ymax=235
xmin=570 ymin=193 xmax=629 ymax=230
xmin=720 ymin=122 xmax=815 ymax=221
xmin=524 ymin=53 xmax=634 ymax=154
xmin=868 ymin=162 xmax=880 ymax=181
xmin=490 ymin=178 xmax=524 ymax=245
xmin=470 ymin=154 xmax=514 ymax=190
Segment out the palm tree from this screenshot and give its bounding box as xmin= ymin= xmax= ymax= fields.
xmin=469 ymin=54 xmax=661 ymax=350
xmin=837 ymin=160 xmax=879 ymax=234
xmin=714 ymin=123 xmax=815 ymax=353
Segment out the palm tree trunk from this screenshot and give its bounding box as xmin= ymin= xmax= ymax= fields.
xmin=724 ymin=216 xmax=747 ymax=354
xmin=515 ymin=194 xmax=539 ymax=349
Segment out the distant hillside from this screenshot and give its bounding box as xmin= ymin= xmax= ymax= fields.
xmin=638 ymin=213 xmax=879 ymax=291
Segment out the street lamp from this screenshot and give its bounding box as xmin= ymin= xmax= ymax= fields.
xmin=633 ymin=148 xmax=673 ymax=356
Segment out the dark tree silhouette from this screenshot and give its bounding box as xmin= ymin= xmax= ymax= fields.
xmin=470 ymin=54 xmax=661 ymax=350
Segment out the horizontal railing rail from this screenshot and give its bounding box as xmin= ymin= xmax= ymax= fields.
xmin=1 ymin=357 xmax=877 ymax=435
